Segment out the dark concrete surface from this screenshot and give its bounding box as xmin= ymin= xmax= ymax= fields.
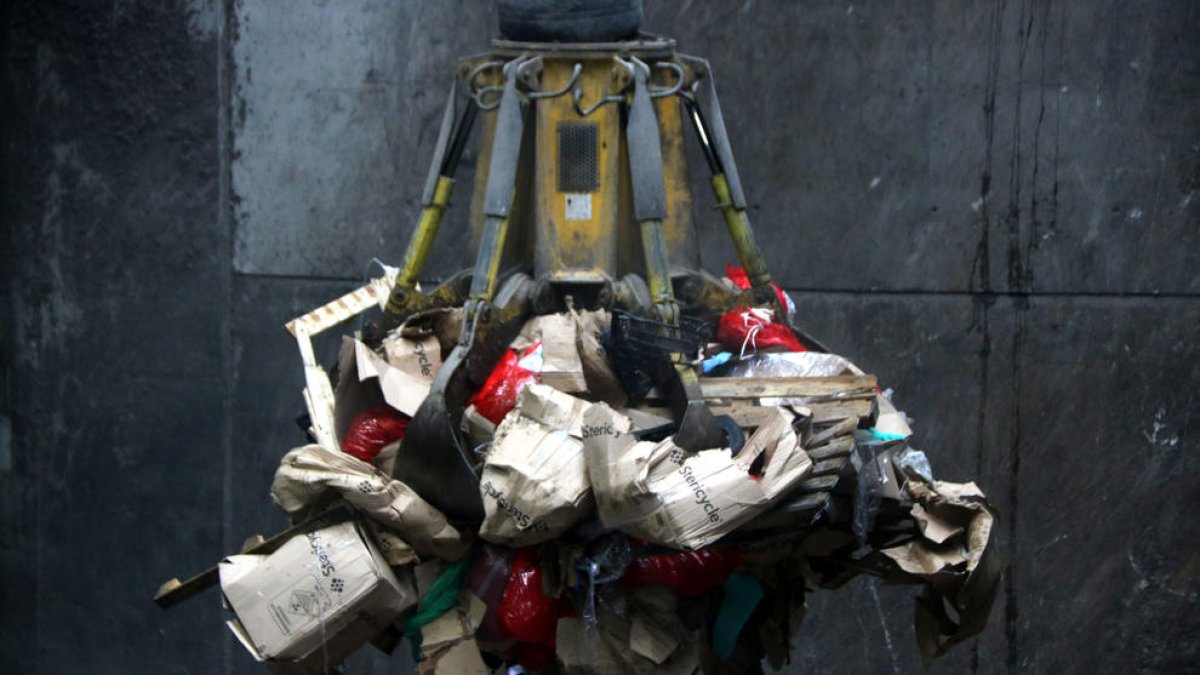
xmin=3 ymin=1 xmax=1197 ymax=673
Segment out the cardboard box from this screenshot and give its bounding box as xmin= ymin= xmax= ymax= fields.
xmin=219 ymin=520 xmax=416 ymax=671
xmin=582 ymin=403 xmax=813 ymax=550
xmin=477 ymin=384 xmax=595 ymax=547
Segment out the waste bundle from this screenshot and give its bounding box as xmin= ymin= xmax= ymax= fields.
xmin=156 ymin=266 xmax=1000 ymax=674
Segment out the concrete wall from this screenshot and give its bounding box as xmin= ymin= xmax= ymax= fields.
xmin=3 ymin=1 xmax=1196 ymax=673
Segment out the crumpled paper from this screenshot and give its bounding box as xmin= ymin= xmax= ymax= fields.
xmin=271 ymin=444 xmax=470 ymax=561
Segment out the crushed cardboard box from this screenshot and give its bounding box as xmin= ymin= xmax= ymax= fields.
xmin=478 ymin=384 xmax=595 ymax=547
xmin=582 ymin=403 xmax=813 ymax=550
xmin=571 ymin=308 xmax=627 ymax=405
xmin=219 ymin=519 xmax=415 ymax=671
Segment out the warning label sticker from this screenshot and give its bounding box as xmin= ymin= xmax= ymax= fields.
xmin=268 ymin=576 xmax=332 ymax=636
xmin=565 ymin=193 xmax=592 ymax=221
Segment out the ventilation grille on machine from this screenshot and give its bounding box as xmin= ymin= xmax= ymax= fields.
xmin=557 ymin=122 xmax=599 ymax=192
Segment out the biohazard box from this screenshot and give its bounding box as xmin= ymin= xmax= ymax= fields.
xmin=219 ymin=519 xmax=416 ymax=670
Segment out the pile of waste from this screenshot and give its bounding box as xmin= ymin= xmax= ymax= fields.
xmin=158 ymin=266 xmax=1000 ymax=674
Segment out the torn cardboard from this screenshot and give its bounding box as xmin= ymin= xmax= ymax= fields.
xmin=418 ymin=638 xmax=489 ymax=675
xmin=219 ymin=520 xmax=415 ymax=669
xmin=354 ymin=333 xmax=441 ymax=416
xmin=419 ymin=591 xmax=488 ymax=656
xmin=272 ymin=444 xmax=470 ymax=561
xmin=583 ymin=404 xmax=813 ymax=550
xmin=572 ymin=308 xmax=627 ymax=405
xmin=910 ymin=502 xmax=963 ymax=544
xmin=478 ymin=384 xmax=594 ymax=547
xmin=556 ymin=608 xmax=700 ymax=675
xmin=513 ymin=313 xmax=588 ymax=393
xmin=883 ymin=476 xmax=1001 ymax=664
xmin=461 ymin=405 xmax=496 ymax=449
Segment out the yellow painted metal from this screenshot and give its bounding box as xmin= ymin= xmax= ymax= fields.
xmin=472 ymin=215 xmax=512 ymax=302
xmin=384 ymin=175 xmax=456 ymax=318
xmin=711 ymin=172 xmax=772 ymax=290
xmin=396 ymin=176 xmax=454 ymax=289
xmin=639 ymin=218 xmax=674 ymax=308
xmin=533 ymin=58 xmax=619 ymax=282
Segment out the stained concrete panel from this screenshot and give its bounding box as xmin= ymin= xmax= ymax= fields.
xmin=231 ymin=0 xmax=495 ymax=279
xmin=646 ymin=1 xmax=1199 ymax=294
xmin=1010 ymin=297 xmax=1200 ymax=673
xmin=3 ymin=2 xmax=229 ymax=671
xmin=647 ymin=2 xmax=976 ymax=292
xmin=229 ymin=277 xmax=357 ymax=544
xmin=973 ymin=0 xmax=1200 ymax=295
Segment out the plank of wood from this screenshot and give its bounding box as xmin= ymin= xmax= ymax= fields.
xmin=698 ymin=375 xmax=877 ymax=398
xmin=154 ymin=502 xmax=354 ymax=609
xmin=783 ymin=492 xmax=834 ymax=512
xmin=807 ymin=435 xmax=855 ymax=461
xmin=694 ymin=399 xmax=872 ymax=428
xmin=792 ymin=475 xmax=840 ymax=493
xmin=809 ymin=417 xmax=860 ymax=446
xmin=809 ymin=456 xmax=849 ymax=477
xmin=737 ymin=492 xmax=834 ymax=532
xmin=808 ymin=398 xmax=874 ymax=424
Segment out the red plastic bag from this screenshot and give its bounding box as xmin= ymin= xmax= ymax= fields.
xmin=468 ymin=342 xmax=544 ymax=425
xmin=721 ymin=264 xmax=804 ymax=354
xmin=497 ymin=548 xmax=557 ymax=644
xmin=716 ymin=306 xmax=805 ymax=354
xmin=622 ymin=548 xmax=743 ymax=597
xmin=726 ymin=263 xmax=792 ymax=317
xmin=341 ymin=403 xmax=409 ymax=463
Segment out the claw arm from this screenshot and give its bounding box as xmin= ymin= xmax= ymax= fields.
xmin=678 ymin=56 xmax=777 ymax=307
xmin=380 ymin=83 xmax=479 ymax=329
xmin=625 ymin=58 xmax=676 ymax=322
xmin=624 ymin=58 xmax=726 ymax=452
xmin=464 ymin=57 xmax=529 ymax=325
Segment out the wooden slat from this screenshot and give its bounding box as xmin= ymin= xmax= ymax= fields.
xmin=154 ymin=503 xmax=354 ymax=609
xmin=639 ymin=398 xmax=873 ymax=429
xmin=284 ymin=276 xmax=393 ymax=337
xmin=807 ymin=435 xmax=855 ymax=461
xmin=808 ymin=398 xmax=874 ymax=424
xmin=809 ymin=417 xmax=860 ymax=446
xmin=810 ymin=456 xmax=849 ymax=477
xmin=793 ymin=474 xmax=840 ymax=494
xmin=697 ymin=375 xmax=877 ymax=398
xmin=783 ymin=492 xmax=834 ymax=512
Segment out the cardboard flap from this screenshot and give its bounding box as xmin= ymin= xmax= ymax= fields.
xmin=512 ymin=313 xmax=587 ymax=393
xmin=354 ymin=335 xmax=441 ymax=416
